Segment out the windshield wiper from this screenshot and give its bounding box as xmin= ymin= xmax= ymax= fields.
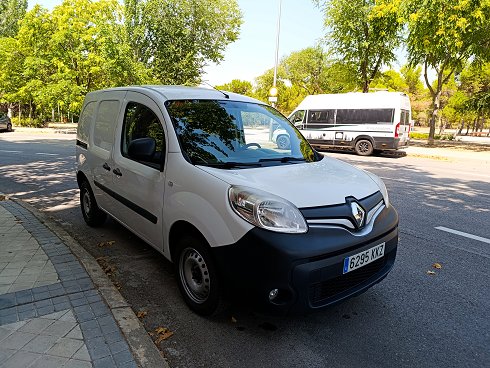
xmin=200 ymin=161 xmax=262 ymax=169
xmin=258 ymin=157 xmax=306 ymax=163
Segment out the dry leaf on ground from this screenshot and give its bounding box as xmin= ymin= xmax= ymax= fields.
xmin=432 ymin=263 xmax=442 ymax=269
xmin=153 ymin=326 xmax=174 ymax=344
xmin=427 ymin=270 xmax=436 ymax=275
xmin=137 ymin=311 xmax=148 ymax=319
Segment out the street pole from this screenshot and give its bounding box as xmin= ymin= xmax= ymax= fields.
xmin=272 ymin=0 xmax=282 ymax=105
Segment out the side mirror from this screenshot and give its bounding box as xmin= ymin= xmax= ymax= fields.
xmin=128 ymin=137 xmax=156 ymax=162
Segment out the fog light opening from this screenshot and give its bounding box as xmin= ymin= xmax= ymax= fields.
xmin=269 ymin=289 xmax=279 ymax=301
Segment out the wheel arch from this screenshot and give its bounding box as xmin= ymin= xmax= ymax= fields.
xmin=169 ymin=220 xmax=210 ymax=263
xmin=353 ymin=135 xmax=375 ymax=147
xmin=76 ymin=171 xmax=89 ymax=188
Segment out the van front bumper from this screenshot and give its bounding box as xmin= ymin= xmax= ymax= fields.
xmin=212 ymin=205 xmax=398 ymax=315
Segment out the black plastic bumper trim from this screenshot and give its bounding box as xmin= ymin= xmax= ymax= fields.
xmin=93 ymin=181 xmax=158 ymax=224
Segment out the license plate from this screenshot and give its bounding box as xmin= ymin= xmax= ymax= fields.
xmin=343 ymin=242 xmax=385 ymax=274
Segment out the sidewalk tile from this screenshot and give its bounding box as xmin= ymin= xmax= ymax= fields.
xmin=1 ymin=350 xmax=41 ymax=368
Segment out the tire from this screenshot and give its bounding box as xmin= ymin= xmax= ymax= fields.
xmin=354 ymin=139 xmax=374 ymax=156
xmin=6 ymin=123 xmax=12 ymax=132
xmin=80 ymin=180 xmax=107 ymax=227
xmin=276 ymin=134 xmax=291 ymax=150
xmin=176 ymin=235 xmax=222 ymax=316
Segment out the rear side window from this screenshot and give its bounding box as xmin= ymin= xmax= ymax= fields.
xmin=94 ymin=100 xmax=119 ymax=151
xmin=336 ymin=109 xmax=394 ymax=125
xmin=121 ymin=102 xmax=165 ymax=169
xmin=77 ymin=102 xmax=95 ymax=143
xmin=400 ymin=109 xmax=410 ymax=125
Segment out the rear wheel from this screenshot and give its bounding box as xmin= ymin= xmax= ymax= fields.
xmin=276 ymin=135 xmax=291 ymax=150
xmin=176 ymin=235 xmax=222 ymax=316
xmin=354 ymin=139 xmax=374 ymax=156
xmin=80 ymin=181 xmax=106 ymax=226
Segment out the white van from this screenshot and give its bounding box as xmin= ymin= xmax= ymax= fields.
xmin=273 ymin=92 xmax=411 ymax=156
xmin=76 ymin=86 xmax=399 ymax=315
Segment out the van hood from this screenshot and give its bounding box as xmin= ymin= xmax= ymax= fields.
xmin=197 ymin=156 xmax=381 ymax=208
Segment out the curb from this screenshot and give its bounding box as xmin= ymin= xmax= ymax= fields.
xmin=9 ymin=196 xmax=170 ymax=368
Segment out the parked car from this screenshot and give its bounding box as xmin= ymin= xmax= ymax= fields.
xmin=76 ymin=86 xmax=399 ymax=315
xmin=0 ymin=111 xmax=12 ymax=132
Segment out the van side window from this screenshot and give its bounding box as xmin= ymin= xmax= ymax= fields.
xmin=336 ymin=109 xmax=394 ymax=125
xmin=94 ymin=100 xmax=119 ymax=151
xmin=78 ymin=102 xmax=95 ymax=143
xmin=122 ymin=102 xmax=165 ymax=169
xmin=308 ymin=109 xmax=335 ymax=129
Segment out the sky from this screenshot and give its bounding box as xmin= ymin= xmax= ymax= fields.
xmin=29 ymin=0 xmax=325 ymax=86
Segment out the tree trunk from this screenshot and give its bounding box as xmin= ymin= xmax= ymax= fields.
xmin=457 ymin=119 xmax=464 ymax=135
xmin=18 ymin=102 xmax=21 ymax=121
xmin=52 ymin=108 xmax=55 ymax=123
xmin=29 ymin=101 xmax=32 ymax=123
xmin=428 ymin=91 xmax=441 ymax=145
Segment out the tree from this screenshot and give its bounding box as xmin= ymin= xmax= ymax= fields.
xmin=215 ymin=80 xmax=253 ymax=96
xmin=125 ymin=0 xmax=242 ymax=84
xmin=0 ymin=0 xmax=150 ymax=123
xmin=315 ymin=0 xmax=403 ymax=92
xmin=281 ymin=46 xmax=357 ymax=95
xmin=405 ymin=0 xmax=490 ymax=144
xmin=0 ymin=0 xmax=27 ymax=37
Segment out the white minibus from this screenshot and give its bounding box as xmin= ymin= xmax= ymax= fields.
xmin=273 ymin=92 xmax=411 ymax=156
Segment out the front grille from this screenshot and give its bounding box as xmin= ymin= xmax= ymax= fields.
xmin=308 ymin=258 xmax=386 ymax=306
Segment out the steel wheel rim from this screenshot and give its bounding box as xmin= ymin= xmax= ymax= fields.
xmin=179 ymin=247 xmax=210 ymax=304
xmin=82 ymin=189 xmax=91 ymax=216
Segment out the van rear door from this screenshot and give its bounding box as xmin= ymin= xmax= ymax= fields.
xmin=398 ymin=109 xmax=410 ymax=146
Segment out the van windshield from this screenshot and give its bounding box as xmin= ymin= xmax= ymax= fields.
xmin=166 ymin=100 xmax=320 ymax=168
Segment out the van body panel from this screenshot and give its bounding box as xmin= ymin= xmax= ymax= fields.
xmin=197 ymin=157 xmax=379 ymax=208
xmin=163 ymin=152 xmax=254 ymax=256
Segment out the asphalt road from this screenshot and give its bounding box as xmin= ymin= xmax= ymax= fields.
xmin=1 ymin=130 xmax=489 ymax=368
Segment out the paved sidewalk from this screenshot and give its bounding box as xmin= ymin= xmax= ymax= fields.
xmin=0 ymin=200 xmax=138 ymax=368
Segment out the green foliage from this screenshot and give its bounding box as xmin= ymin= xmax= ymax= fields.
xmin=215 ymin=80 xmax=253 ymax=96
xmin=126 ymin=0 xmax=242 ymax=84
xmin=0 ymin=0 xmax=27 ymax=37
xmin=409 ymin=132 xmax=454 ymax=140
xmin=404 ymin=0 xmax=490 ymax=142
xmin=315 ymin=0 xmax=403 ymax=92
xmin=10 ymin=116 xmax=45 ymax=128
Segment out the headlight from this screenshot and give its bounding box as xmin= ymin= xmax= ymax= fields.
xmin=365 ymin=171 xmax=390 ymax=208
xmin=228 ymin=186 xmax=308 ymax=233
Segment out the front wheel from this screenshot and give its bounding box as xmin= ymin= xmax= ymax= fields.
xmin=176 ymin=235 xmax=222 ymax=316
xmin=354 ymin=139 xmax=374 ymax=156
xmin=80 ymin=181 xmax=107 ymax=226
xmin=6 ymin=123 xmax=12 ymax=132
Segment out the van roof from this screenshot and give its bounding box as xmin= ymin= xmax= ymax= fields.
xmin=87 ymin=85 xmax=262 ymax=104
xmin=296 ymin=91 xmax=410 ymax=110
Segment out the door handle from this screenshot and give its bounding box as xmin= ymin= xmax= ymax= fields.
xmin=113 ymin=168 xmax=122 ymax=177
xmin=102 ymin=163 xmax=111 ymax=171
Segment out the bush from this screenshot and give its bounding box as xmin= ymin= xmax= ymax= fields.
xmin=409 ymin=132 xmax=428 ymax=140
xmin=409 ymin=132 xmax=455 ymax=141
xmin=11 ymin=117 xmax=46 ymax=128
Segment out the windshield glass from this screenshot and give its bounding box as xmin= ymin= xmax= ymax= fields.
xmin=166 ymin=100 xmax=320 ymax=168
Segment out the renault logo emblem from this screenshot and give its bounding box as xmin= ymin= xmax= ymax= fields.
xmin=350 ymin=202 xmax=366 ymax=228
